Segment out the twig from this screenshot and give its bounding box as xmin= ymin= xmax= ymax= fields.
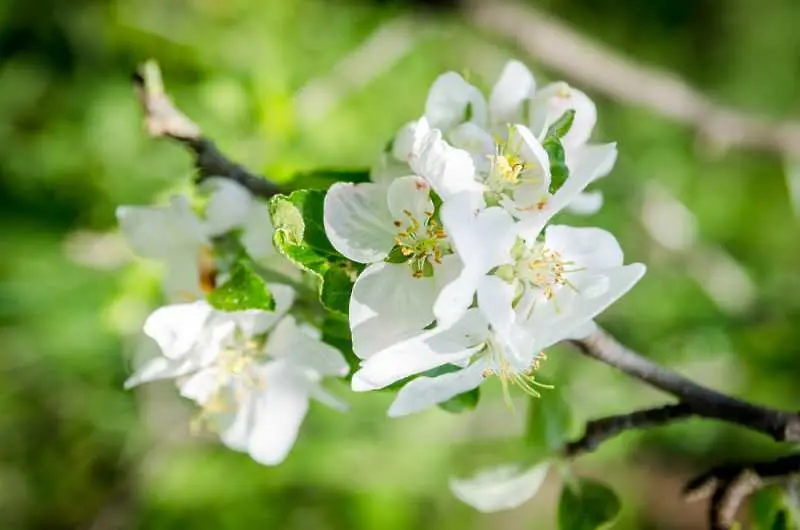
xmin=685 ymin=454 xmax=800 ymax=530
xmin=564 ymin=403 xmax=694 ymax=457
xmin=132 ymin=60 xmax=281 ymax=198
xmin=570 ymin=329 xmax=800 ymax=443
xmin=464 ymin=0 xmax=800 ymax=158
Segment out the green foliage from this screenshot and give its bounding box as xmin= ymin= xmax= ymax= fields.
xmin=558 ymin=478 xmax=622 ymax=530
xmin=287 ymin=169 xmax=371 ymax=190
xmin=207 ymin=260 xmax=276 ymax=311
xmin=751 ymin=485 xmax=798 ymax=530
xmin=525 ymin=382 xmax=572 ymax=453
xmin=543 ymin=110 xmax=575 ymax=194
xmin=269 ymin=189 xmax=357 ymax=314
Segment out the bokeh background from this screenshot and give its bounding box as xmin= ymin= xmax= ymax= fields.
xmin=3 ymin=0 xmax=800 ymax=528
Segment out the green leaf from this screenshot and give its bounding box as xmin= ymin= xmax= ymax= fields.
xmin=543 ymin=136 xmax=569 ymax=194
xmin=207 ymin=260 xmax=275 ymax=312
xmin=547 ymin=109 xmax=576 ymax=139
xmin=285 ymin=169 xmax=370 ymax=190
xmin=525 ymin=381 xmax=572 ymax=453
xmin=751 ymin=486 xmax=797 ymax=530
xmin=321 ymin=314 xmax=360 ymax=375
xmin=558 ymin=478 xmax=621 ymax=530
xmin=385 ymin=245 xmax=412 ymax=264
xmin=269 ymin=189 xmax=358 ymax=314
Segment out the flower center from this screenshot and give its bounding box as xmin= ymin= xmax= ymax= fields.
xmin=391 ymin=210 xmax=449 ymax=278
xmin=478 ymin=335 xmax=550 ymax=404
xmin=190 ymin=338 xmax=266 ymax=435
xmin=482 ymin=135 xmax=548 ymax=213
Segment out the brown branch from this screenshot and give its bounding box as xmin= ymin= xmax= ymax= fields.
xmin=464 ymin=0 xmax=800 ymax=158
xmin=570 ymin=329 xmax=800 ymax=443
xmin=564 ymin=403 xmax=694 ymax=457
xmin=132 ymin=60 xmax=281 ymax=199
xmin=684 ymin=454 xmax=800 ymax=530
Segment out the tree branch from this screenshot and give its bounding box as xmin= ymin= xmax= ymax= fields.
xmin=564 ymin=403 xmax=694 ymax=457
xmin=569 ymin=329 xmax=800 ymax=443
xmin=132 ymin=60 xmax=281 ymax=199
xmin=685 ymin=454 xmax=800 ymax=530
xmin=464 ymin=0 xmax=800 ymax=158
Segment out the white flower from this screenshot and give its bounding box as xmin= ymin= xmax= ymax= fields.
xmin=117 ymin=179 xmax=292 ymax=301
xmin=350 ymin=219 xmax=645 ymax=417
xmin=125 ymin=284 xmax=349 ymax=466
xmin=450 ymin=462 xmax=550 ymax=513
xmin=323 ymin=175 xmax=461 ymax=359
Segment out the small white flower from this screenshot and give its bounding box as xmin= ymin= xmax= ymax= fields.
xmin=323 ymin=176 xmax=462 ymax=359
xmin=126 ymin=284 xmax=349 ymax=466
xmin=450 ymin=462 xmax=550 ymax=513
xmin=118 ymin=179 xmax=292 ymax=301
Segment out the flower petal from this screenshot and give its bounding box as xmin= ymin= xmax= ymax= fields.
xmin=512 ymin=124 xmax=550 ymax=189
xmin=565 ymin=191 xmax=604 ymax=216
xmin=409 ymin=121 xmax=482 ymax=200
xmin=545 ymin=225 xmax=624 ymax=269
xmin=267 ymin=316 xmax=348 ymax=376
xmin=123 ymin=354 xmax=202 ymax=389
xmin=533 ymin=82 xmax=596 ymax=150
xmin=350 ymin=262 xmax=437 ymax=359
xmin=489 ymin=60 xmax=535 ymax=127
xmin=178 ymin=366 xmax=220 ymax=403
xmin=246 ymin=364 xmax=310 ymax=465
xmin=425 ymin=72 xmax=488 ymax=131
xmin=476 ymin=275 xmax=516 ymax=338
xmin=225 ymin=283 xmax=296 ymax=337
xmin=448 ymin=122 xmax=495 ymax=174
xmin=143 ymin=301 xmax=215 ymax=360
xmin=392 ymin=120 xmax=418 ymax=161
xmin=309 ymin=384 xmax=348 ymax=412
xmin=241 ymin=203 xmax=279 ymax=262
xmin=323 ymin=182 xmax=396 ymax=263
xmin=388 ymin=357 xmax=488 ymax=417
xmin=568 ymin=142 xmax=617 ymax=184
xmin=450 ymin=462 xmax=550 ymax=513
xmin=352 ymin=309 xmax=488 ymax=391
xmin=117 ymin=196 xmax=208 ymax=260
xmin=202 ymin=178 xmax=254 ymax=236
xmin=386 ymin=175 xmax=434 ymax=221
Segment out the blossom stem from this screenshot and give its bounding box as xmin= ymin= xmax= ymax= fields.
xmin=132 ymin=60 xmax=281 ymax=199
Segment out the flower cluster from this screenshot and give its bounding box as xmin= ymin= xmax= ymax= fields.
xmin=325 ymin=60 xmax=645 ymax=416
xmin=118 ymin=178 xmax=348 ymax=465
xmin=117 ymin=60 xmax=645 ymax=510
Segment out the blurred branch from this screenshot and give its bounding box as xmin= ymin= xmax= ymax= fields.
xmin=570 ymin=329 xmax=800 ymax=443
xmin=564 ymin=403 xmax=694 ymax=457
xmin=132 ymin=60 xmax=281 ymax=198
xmin=685 ymin=454 xmax=800 ymax=530
xmin=464 ymin=0 xmax=800 ymax=157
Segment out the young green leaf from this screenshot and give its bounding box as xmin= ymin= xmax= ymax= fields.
xmin=207 ymin=260 xmax=275 ymax=312
xmin=286 ymin=169 xmax=371 ymax=190
xmin=543 ymin=136 xmax=569 ymax=194
xmin=525 ymin=381 xmax=572 ymax=453
xmin=558 ymin=478 xmax=621 ymax=530
xmin=751 ymin=486 xmax=797 ymax=530
xmin=269 ymin=189 xmax=358 ymax=315
xmin=321 ymin=314 xmax=360 ymax=375
xmin=547 ymin=109 xmax=576 ymax=139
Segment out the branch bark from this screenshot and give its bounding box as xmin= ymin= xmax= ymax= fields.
xmin=132 ymin=60 xmax=281 ymax=199
xmin=570 ymin=329 xmax=800 ymax=443
xmin=464 ymin=0 xmax=800 ymax=158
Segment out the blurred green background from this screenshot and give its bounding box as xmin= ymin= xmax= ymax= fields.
xmin=2 ymin=0 xmax=800 ymax=528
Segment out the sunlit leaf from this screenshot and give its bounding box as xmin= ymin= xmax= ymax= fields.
xmin=207 ymin=260 xmax=275 ymax=311
xmin=558 ymin=477 xmax=621 ymax=530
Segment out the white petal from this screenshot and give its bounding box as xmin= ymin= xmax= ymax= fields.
xmin=448 ymin=122 xmax=496 ymax=174
xmin=562 ymin=319 xmax=597 ymax=340
xmin=117 ymin=196 xmax=207 ymax=260
xmin=202 ymin=178 xmax=255 ymax=236
xmin=370 ymin=152 xmax=412 ymax=184
xmin=309 ymin=384 xmax=348 ymax=412
xmin=512 ymin=124 xmax=550 ymax=189
xmin=266 ymin=316 xmax=348 ymax=376
xmin=392 ymin=120 xmax=418 ymax=161
xmin=568 ymin=143 xmax=617 ymax=184
xmin=350 ymin=262 xmax=437 ymax=359
xmin=489 ymin=60 xmax=535 ymax=127
xmin=178 ymin=367 xmax=221 ymax=403
xmin=425 ymin=72 xmax=488 ymax=131
xmin=476 ymin=276 xmax=516 ymax=338
xmin=323 ymin=182 xmax=396 ymax=263
xmin=123 ymin=354 xmax=201 ymax=389
xmin=433 ymin=267 xmax=482 ymax=327
xmin=515 ymin=264 xmax=646 ymax=352
xmin=143 ymin=301 xmax=214 ymax=360
xmin=388 ymin=357 xmax=488 ymax=417
xmin=409 ymin=124 xmax=482 ymax=201
xmin=450 ymin=462 xmax=550 ymax=513
xmin=352 ymin=309 xmax=488 ymax=391
xmin=386 ymin=175 xmax=434 ymax=221
xmin=534 ymin=82 xmax=596 ymax=150
xmin=226 ymin=283 xmax=296 ymax=337
xmin=246 ymin=365 xmax=310 ymax=465
xmin=545 ymin=225 xmax=624 ymax=269
xmin=241 ymin=203 xmax=278 ymax=262
xmin=219 ymin=391 xmax=256 ymax=452
xmin=162 ymin=257 xmax=204 ymax=302
xmin=565 ymin=191 xmax=604 ymax=215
